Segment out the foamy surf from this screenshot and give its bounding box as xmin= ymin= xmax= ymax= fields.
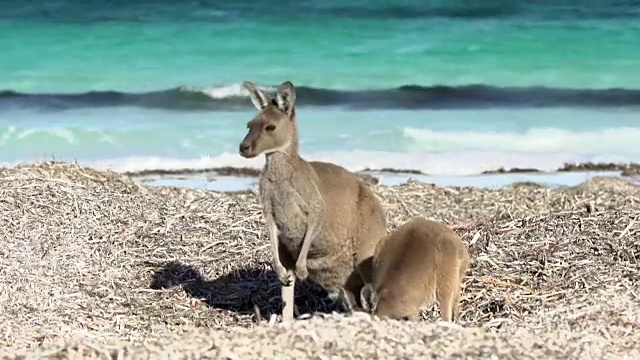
xmin=177 ymin=84 xmax=277 ymax=99
xmin=3 ymin=118 xmax=640 ymax=160
xmin=2 ymin=105 xmax=639 ymax=178
xmin=403 ymin=126 xmax=640 ymax=155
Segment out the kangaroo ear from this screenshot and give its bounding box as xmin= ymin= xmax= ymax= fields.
xmin=243 ymin=81 xmax=271 ymax=111
xmin=276 ymin=81 xmax=296 ymax=115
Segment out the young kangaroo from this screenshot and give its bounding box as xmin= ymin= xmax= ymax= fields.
xmin=360 ymin=217 xmax=470 ymax=322
xmin=238 ymin=81 xmax=387 ymax=322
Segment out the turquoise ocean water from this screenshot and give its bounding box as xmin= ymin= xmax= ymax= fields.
xmin=1 ymin=1 xmax=640 ymax=176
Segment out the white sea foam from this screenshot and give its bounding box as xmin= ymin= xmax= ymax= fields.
xmin=0 ymin=125 xmax=116 ymax=146
xmin=179 ymin=83 xmax=277 ymax=99
xmin=403 ymin=126 xmax=640 ymax=155
xmin=2 ymin=108 xmax=640 ymax=176
xmin=15 ymin=128 xmax=78 ymax=144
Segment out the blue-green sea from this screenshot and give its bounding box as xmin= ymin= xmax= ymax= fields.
xmin=1 ymin=1 xmax=640 ymax=175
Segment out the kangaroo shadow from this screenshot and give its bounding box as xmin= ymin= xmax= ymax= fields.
xmin=149 ymin=261 xmax=344 ymax=320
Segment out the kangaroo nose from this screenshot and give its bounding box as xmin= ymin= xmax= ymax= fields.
xmin=239 ymin=142 xmax=250 ymax=153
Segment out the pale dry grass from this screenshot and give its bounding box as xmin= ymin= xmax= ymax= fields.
xmin=0 ymin=161 xmax=638 ymax=359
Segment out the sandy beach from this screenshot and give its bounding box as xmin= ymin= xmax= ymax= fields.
xmin=0 ymin=161 xmax=638 ymax=359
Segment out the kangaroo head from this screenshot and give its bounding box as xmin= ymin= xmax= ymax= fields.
xmin=239 ymin=81 xmax=297 ymax=159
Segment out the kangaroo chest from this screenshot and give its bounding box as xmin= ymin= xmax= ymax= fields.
xmin=260 ymin=177 xmax=310 ymax=250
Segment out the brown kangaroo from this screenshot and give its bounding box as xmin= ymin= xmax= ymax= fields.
xmin=360 ymin=217 xmax=470 ymax=322
xmin=238 ymin=81 xmax=388 ymax=322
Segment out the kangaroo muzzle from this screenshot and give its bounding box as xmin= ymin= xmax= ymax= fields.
xmin=239 ymin=140 xmax=257 ymax=158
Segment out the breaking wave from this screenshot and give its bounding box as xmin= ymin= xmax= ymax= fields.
xmin=2 ymin=84 xmax=640 ymax=111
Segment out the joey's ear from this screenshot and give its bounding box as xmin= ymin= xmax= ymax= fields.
xmin=360 ymin=283 xmax=376 ymax=314
xmin=276 ymin=81 xmax=296 ymax=115
xmin=243 ymin=81 xmax=271 ymax=110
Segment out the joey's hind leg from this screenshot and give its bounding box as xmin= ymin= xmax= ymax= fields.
xmin=436 ymin=281 xmax=457 ymax=323
xmin=451 ymin=287 xmax=462 ymax=322
xmin=438 ymin=292 xmax=454 ymax=322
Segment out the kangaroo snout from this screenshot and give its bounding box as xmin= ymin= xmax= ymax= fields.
xmin=239 ymin=141 xmax=254 ymax=158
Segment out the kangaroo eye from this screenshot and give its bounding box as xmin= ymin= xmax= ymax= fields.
xmin=265 ymin=125 xmax=276 ymax=132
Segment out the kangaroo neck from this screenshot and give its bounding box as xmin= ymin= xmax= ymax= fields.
xmin=262 ymin=112 xmax=305 ymax=180
xmin=264 ymin=145 xmax=304 ymax=180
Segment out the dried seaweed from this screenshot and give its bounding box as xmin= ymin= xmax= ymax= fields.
xmin=0 ymin=161 xmax=638 ymax=359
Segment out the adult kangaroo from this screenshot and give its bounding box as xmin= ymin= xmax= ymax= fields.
xmin=239 ymin=81 xmax=388 ymax=322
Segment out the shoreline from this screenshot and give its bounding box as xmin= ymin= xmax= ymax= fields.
xmin=135 ymin=170 xmax=637 ymax=193
xmin=122 ymin=161 xmax=640 ymax=179
xmin=3 ymin=160 xmax=640 ymax=193
xmin=127 ymin=165 xmax=640 ymax=193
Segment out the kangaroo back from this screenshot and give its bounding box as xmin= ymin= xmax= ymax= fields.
xmin=367 ymin=217 xmax=469 ymax=321
xmin=354 ymin=180 xmax=387 ymax=285
xmin=308 ymin=160 xmax=387 ymax=308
